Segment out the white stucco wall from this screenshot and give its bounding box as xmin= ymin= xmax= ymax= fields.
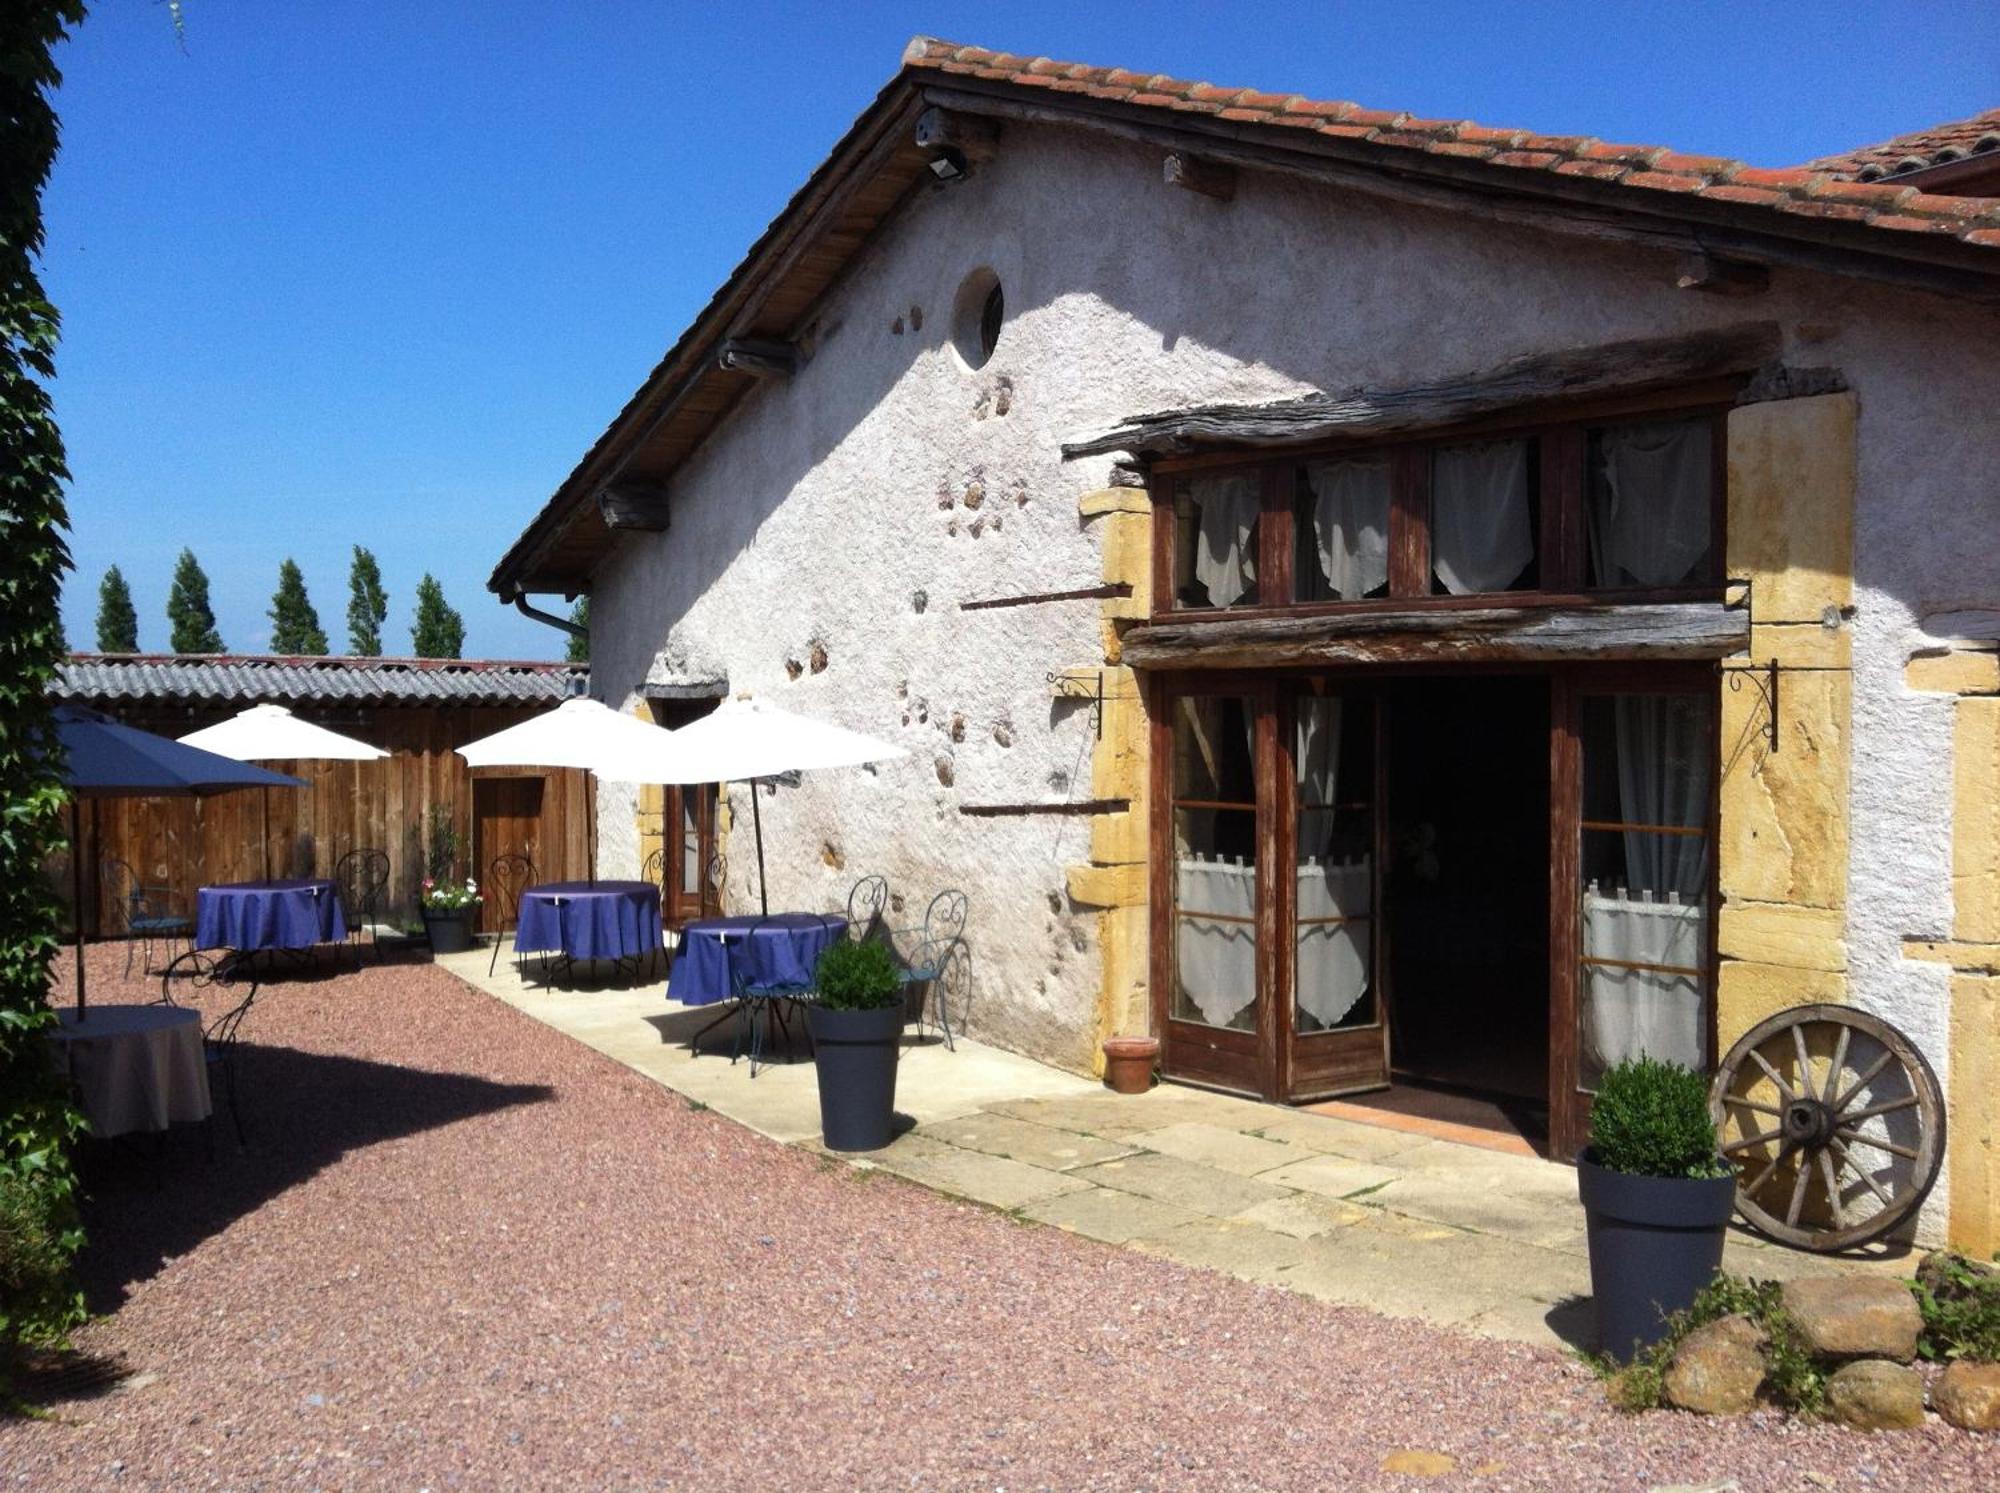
xmin=581 ymin=119 xmax=2000 ymax=1109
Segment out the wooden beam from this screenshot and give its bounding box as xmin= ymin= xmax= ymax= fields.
xmin=717 ymin=338 xmax=798 ymax=379
xmin=1676 ymin=252 xmax=1770 ymax=296
xmin=959 ymin=583 xmax=1130 ymax=612
xmin=1121 ymin=602 xmax=1748 ymax=670
xmin=595 ymin=482 xmax=670 ymax=532
xmin=914 ymin=105 xmax=999 ymax=162
xmin=959 ymin=799 xmax=1129 ymax=817
xmin=1163 ymin=152 xmax=1236 ymax=202
xmin=1064 ymin=323 xmax=1781 ymax=459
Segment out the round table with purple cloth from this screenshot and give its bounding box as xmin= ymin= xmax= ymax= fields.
xmin=668 ymin=913 xmax=848 ymax=1006
xmin=513 ymin=881 xmax=663 ymax=962
xmin=196 ymin=879 xmax=348 ymax=951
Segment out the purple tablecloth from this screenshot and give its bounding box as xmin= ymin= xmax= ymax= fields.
xmin=669 ymin=913 xmax=847 ymax=1007
xmin=196 ymin=879 xmax=348 ymax=951
xmin=514 ymin=881 xmax=662 ymax=962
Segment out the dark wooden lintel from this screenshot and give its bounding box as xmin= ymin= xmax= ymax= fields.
xmin=717 ymin=338 xmax=798 ymax=379
xmin=1122 ymin=601 xmax=1747 ymax=670
xmin=959 ymin=582 xmax=1130 ymax=612
xmin=959 ymin=799 xmax=1129 ymax=818
xmin=596 ymin=481 xmax=670 ymax=532
xmin=1164 ymin=152 xmax=1236 ymax=201
xmin=915 ymin=106 xmax=1000 ymax=161
xmin=1676 ymin=252 xmax=1770 ymax=296
xmin=1064 ymin=324 xmax=1782 ymax=459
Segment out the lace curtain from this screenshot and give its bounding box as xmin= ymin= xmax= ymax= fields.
xmin=1431 ymin=440 xmax=1533 ymax=595
xmin=1591 ymin=419 xmax=1712 ymax=587
xmin=1303 ymin=457 xmax=1390 ymax=600
xmin=1191 ymin=473 xmax=1260 ymax=607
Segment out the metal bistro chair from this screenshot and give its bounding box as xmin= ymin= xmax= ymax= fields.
xmin=157 ymin=948 xmax=260 ymax=1150
xmin=333 ymin=848 xmax=391 ymax=966
xmin=844 ymin=874 xmax=890 ymax=944
xmin=641 ymin=847 xmax=669 ymax=979
xmin=894 ymin=889 xmax=970 ymax=1052
xmin=100 ymin=857 xmax=193 ymax=977
xmin=729 ymin=917 xmax=813 ymax=1078
xmin=486 ymin=853 xmax=537 ymax=978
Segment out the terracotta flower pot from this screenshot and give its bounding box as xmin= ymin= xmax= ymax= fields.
xmin=1101 ymin=1036 xmax=1159 ymax=1095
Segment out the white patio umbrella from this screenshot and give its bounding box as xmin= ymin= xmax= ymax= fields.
xmin=454 ymin=696 xmax=685 ymax=882
xmin=180 ymin=704 xmax=388 ymax=879
xmin=588 ymin=694 xmax=907 ymax=915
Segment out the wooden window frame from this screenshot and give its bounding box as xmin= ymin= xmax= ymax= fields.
xmin=1153 ymin=393 xmax=1731 ymax=622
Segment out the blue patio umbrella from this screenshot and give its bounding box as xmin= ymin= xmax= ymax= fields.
xmin=53 ymin=706 xmax=305 ymax=1016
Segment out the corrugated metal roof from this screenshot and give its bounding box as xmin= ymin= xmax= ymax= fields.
xmin=56 ymin=654 xmax=586 ymax=708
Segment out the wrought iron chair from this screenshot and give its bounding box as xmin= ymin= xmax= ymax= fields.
xmin=640 ymin=847 xmax=670 ymax=978
xmin=845 ymin=874 xmax=890 ymax=944
xmin=893 ymin=889 xmax=970 ymax=1051
xmin=333 ymin=848 xmax=391 ymax=966
xmin=157 ymin=948 xmax=259 ymax=1149
xmin=707 ymin=850 xmax=727 ymax=913
xmin=100 ymin=857 xmax=193 ymax=977
xmin=486 ymin=853 xmax=537 ymax=978
xmin=728 ymin=916 xmax=813 ymax=1078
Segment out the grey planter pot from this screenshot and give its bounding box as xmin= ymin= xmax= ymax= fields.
xmin=1577 ymin=1149 xmax=1738 ymax=1361
xmin=422 ymin=908 xmax=475 ymax=956
xmin=806 ymin=1003 xmax=903 ymax=1152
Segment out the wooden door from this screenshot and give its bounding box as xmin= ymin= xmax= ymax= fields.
xmin=664 ymin=784 xmax=718 ymax=926
xmin=473 ymin=776 xmax=544 ymax=934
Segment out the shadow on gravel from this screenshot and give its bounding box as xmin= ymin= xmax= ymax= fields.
xmin=69 ymin=1042 xmax=554 ymax=1314
xmin=1543 ymin=1294 xmax=1597 ymax=1355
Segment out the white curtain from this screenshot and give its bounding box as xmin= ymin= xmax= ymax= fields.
xmin=1192 ymin=473 xmax=1259 ymax=607
xmin=1295 ymin=697 xmax=1340 ymax=854
xmin=1175 ymin=856 xmax=1256 ymax=1029
xmin=1304 ymin=457 xmax=1390 ymax=599
xmin=1614 ymin=695 xmax=1710 ymax=898
xmin=1431 ymin=440 xmax=1533 ymax=595
xmin=1593 ymin=420 xmax=1712 ymax=586
xmin=1297 ymin=858 xmax=1371 ymax=1029
xmin=1582 ymin=890 xmax=1704 ymax=1078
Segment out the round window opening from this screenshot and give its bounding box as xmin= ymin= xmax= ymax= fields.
xmin=951 ymin=268 xmax=1004 ymax=370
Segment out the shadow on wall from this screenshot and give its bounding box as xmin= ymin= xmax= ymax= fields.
xmin=69 ymin=1041 xmax=554 ymax=1313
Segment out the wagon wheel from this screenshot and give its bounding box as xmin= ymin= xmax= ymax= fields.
xmin=1710 ymin=1004 xmax=1943 ymax=1253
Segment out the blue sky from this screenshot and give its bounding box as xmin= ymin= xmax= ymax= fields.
xmin=46 ymin=1 xmax=1998 ymax=659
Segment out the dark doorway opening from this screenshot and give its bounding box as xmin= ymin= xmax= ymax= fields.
xmin=1382 ymin=676 xmax=1551 ymax=1138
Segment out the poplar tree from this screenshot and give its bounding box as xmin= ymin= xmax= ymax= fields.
xmin=410 ymin=573 xmax=465 ymax=659
xmin=166 ymin=547 xmax=223 ymax=653
xmin=566 ymin=596 xmax=589 ymax=664
xmin=95 ymin=565 xmax=138 ymax=651
xmin=346 ymin=545 xmax=386 ymax=656
xmin=267 ymin=557 xmax=327 ymax=655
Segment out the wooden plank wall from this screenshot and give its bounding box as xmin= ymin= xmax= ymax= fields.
xmin=57 ymin=703 xmax=589 ymax=936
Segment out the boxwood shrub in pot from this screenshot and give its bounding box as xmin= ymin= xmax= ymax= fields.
xmin=1578 ymin=1057 xmax=1737 ymax=1361
xmin=808 ymin=939 xmax=905 ymax=1152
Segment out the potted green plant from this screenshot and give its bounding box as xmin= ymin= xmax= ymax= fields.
xmin=807 ymin=939 xmax=904 ymax=1152
xmin=1577 ymin=1056 xmax=1738 ymax=1361
xmin=416 ymin=806 xmax=480 ymax=955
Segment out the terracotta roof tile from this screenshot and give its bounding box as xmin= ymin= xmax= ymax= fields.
xmin=898 ymin=37 xmax=2000 ymax=256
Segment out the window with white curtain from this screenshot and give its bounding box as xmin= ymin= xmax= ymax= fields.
xmin=1587 ymin=417 xmax=1714 ymax=588
xmin=1175 ymin=473 xmax=1260 ymax=609
xmin=1172 ymin=695 xmax=1259 ymax=1031
xmin=1297 ymin=457 xmax=1391 ymax=601
xmin=1431 ymin=438 xmax=1537 ymax=595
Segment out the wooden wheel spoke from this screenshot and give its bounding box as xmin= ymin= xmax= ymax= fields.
xmin=1829 ymin=1136 xmax=1895 ymax=1213
xmin=1744 ymin=1140 xmax=1794 ymax=1197
xmin=1722 ymin=1127 xmax=1783 ymax=1155
xmin=1792 ymin=1023 xmax=1816 ymax=1100
xmin=1785 ymin=1160 xmax=1811 ymax=1229
xmin=1830 ymin=1049 xmax=1894 ymax=1113
xmin=1747 ymin=1047 xmax=1797 ymax=1104
xmin=1838 ymin=1127 xmax=1919 ymax=1162
xmin=1827 ymin=1025 xmax=1851 ymax=1110
xmin=1838 ymin=1094 xmax=1919 ymax=1125
xmin=1721 ymin=1095 xmax=1783 ymax=1118
xmin=1816 ymin=1147 xmax=1847 ymax=1229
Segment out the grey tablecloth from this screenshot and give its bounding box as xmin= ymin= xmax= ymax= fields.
xmin=50 ymin=1004 xmax=212 ymax=1137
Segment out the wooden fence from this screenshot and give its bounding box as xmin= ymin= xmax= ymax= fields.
xmin=55 ymin=703 xmax=590 ymax=938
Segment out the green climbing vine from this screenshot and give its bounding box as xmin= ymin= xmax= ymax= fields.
xmin=0 ymin=1 xmax=89 ymax=1366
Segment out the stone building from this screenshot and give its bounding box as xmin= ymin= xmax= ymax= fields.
xmin=487 ymin=42 xmax=2000 ymax=1249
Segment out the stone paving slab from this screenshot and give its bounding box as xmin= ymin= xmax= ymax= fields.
xmin=1072 ymin=1150 xmax=1292 ymax=1219
xmin=1019 ymin=1185 xmax=1205 ymax=1244
xmin=1127 ymin=1217 xmax=1318 ymax=1285
xmin=1231 ymin=1192 xmax=1374 ymax=1239
xmin=914 ymin=1112 xmax=1137 ymax=1171
xmin=1259 ymin=1153 xmax=1404 ymax=1200
xmin=1123 ymin=1120 xmax=1321 ymax=1177
xmin=1249 ymin=1110 xmax=1443 ymax=1162
xmin=852 ymin=1132 xmax=1092 ymax=1212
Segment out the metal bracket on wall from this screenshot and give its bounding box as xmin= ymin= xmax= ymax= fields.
xmin=1719 ymin=657 xmax=1781 ymax=753
xmin=1047 ymin=669 xmax=1105 ymax=740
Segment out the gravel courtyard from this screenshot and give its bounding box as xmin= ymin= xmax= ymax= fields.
xmin=5 ymin=947 xmax=1994 ymax=1490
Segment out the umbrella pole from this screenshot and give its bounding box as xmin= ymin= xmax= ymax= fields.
xmin=587 ymin=773 xmax=596 ymax=885
xmin=750 ymin=779 xmax=768 ymax=917
xmin=71 ymin=798 xmax=86 ymax=1019
xmin=262 ymin=785 xmax=271 ymax=880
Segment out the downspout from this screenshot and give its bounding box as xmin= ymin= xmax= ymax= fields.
xmin=507 ymin=586 xmax=587 ymax=643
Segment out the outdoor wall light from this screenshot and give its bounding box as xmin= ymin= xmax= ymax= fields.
xmin=926 ymin=147 xmax=968 ymax=183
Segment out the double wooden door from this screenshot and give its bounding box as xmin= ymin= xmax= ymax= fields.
xmin=1150 ymin=667 xmax=1717 ymax=1159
